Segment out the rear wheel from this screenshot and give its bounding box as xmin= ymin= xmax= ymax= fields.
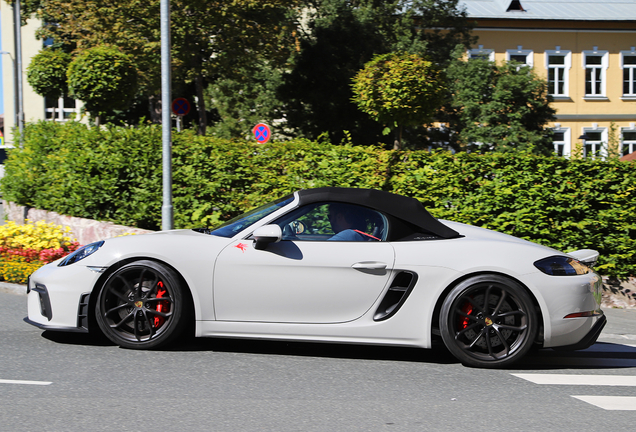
xmin=440 ymin=275 xmax=537 ymax=368
xmin=95 ymin=260 xmax=188 ymax=349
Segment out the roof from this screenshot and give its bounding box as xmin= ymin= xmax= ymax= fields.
xmin=620 ymin=151 xmax=636 ymax=162
xmin=460 ymin=0 xmax=636 ymax=21
xmin=297 ymin=187 xmax=461 ymax=239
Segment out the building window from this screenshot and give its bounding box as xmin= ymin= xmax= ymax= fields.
xmin=581 ymin=129 xmax=606 ymax=159
xmin=552 ymin=128 xmax=570 ymax=157
xmin=582 ymin=49 xmax=608 ymax=98
xmin=468 ymin=45 xmax=494 ymax=62
xmin=506 ymin=47 xmax=533 ymax=69
xmin=621 ymin=49 xmax=636 ymax=98
xmin=622 ymin=129 xmax=636 ymax=156
xmin=545 ymin=49 xmax=571 ymax=97
xmin=46 ymin=96 xmax=80 ymax=122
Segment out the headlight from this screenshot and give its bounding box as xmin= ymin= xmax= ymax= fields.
xmin=534 ymin=255 xmax=590 ymax=276
xmin=58 ymin=241 xmax=104 ymax=267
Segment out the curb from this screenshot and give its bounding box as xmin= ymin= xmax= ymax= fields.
xmin=0 ymin=281 xmax=27 ymax=296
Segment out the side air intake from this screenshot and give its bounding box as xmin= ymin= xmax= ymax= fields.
xmin=374 ymin=271 xmax=418 ymax=321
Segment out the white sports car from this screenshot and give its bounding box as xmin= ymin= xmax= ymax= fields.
xmin=25 ymin=187 xmax=605 ymax=368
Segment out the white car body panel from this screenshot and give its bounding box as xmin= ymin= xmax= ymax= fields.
xmin=214 ymin=240 xmax=396 ymax=323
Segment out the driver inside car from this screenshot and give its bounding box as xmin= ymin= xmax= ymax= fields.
xmin=328 ymin=203 xmax=376 ymax=241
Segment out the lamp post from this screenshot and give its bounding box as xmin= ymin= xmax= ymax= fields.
xmin=160 ymin=0 xmax=173 ymax=230
xmin=13 ymin=0 xmax=24 ymax=146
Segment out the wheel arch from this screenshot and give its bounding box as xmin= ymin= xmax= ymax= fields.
xmin=86 ymin=257 xmax=196 ymax=337
xmin=430 ymin=271 xmax=544 ymax=346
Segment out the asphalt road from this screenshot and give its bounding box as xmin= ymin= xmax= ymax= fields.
xmin=1 ymin=288 xmax=636 ymax=431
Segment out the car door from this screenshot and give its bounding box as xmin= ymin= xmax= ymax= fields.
xmin=213 ymin=203 xmax=395 ymax=323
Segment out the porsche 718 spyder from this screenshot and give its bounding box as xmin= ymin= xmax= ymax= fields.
xmin=25 ymin=187 xmax=605 ymax=368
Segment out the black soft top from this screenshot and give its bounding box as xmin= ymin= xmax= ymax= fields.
xmin=296 ymin=187 xmax=460 ymax=239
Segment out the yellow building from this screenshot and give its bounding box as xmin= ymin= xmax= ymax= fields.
xmin=462 ymin=0 xmax=636 ymax=157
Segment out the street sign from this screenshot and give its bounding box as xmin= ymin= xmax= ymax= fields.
xmin=171 ymin=98 xmax=190 ymax=116
xmin=252 ymin=123 xmax=271 ymax=144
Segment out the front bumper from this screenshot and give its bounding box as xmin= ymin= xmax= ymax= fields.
xmin=26 ymin=262 xmax=102 ymax=331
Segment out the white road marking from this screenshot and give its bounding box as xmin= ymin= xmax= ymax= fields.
xmin=571 ymin=396 xmax=636 ymax=410
xmin=512 ymin=373 xmax=636 ymax=386
xmin=0 ymin=379 xmax=52 ymax=386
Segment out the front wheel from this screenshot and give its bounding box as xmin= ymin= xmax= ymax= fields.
xmin=95 ymin=260 xmax=188 ymax=349
xmin=439 ymin=275 xmax=537 ymax=368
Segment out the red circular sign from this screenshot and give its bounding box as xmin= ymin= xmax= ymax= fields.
xmin=171 ymin=98 xmax=190 ymax=116
xmin=252 ymin=123 xmax=271 ymax=143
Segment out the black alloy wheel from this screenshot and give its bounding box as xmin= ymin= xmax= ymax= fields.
xmin=96 ymin=260 xmax=188 ymax=349
xmin=439 ymin=274 xmax=538 ymax=368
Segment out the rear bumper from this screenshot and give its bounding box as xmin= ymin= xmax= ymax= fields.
xmin=553 ymin=312 xmax=606 ymax=351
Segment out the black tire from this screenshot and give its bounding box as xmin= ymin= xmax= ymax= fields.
xmin=439 ymin=275 xmax=537 ymax=368
xmin=95 ymin=260 xmax=188 ymax=349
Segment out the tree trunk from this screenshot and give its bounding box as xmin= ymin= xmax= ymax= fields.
xmin=148 ymin=95 xmax=162 ymax=123
xmin=393 ymin=125 xmax=402 ymax=150
xmin=195 ymin=74 xmax=207 ymax=135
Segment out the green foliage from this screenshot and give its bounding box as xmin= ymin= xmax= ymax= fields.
xmin=206 ymin=64 xmax=285 ymax=139
xmin=351 ymin=52 xmax=446 ymax=148
xmin=26 ymin=48 xmax=71 ymax=100
xmin=445 ymin=47 xmax=556 ymax=154
xmin=3 ymin=121 xmax=636 ymax=279
xmin=278 ymin=0 xmax=474 ymax=145
xmin=38 ymin=0 xmax=300 ymax=132
xmin=67 ymin=45 xmax=138 ymax=122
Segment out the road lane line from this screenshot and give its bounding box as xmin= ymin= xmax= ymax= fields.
xmin=511 ymin=373 xmax=636 ymax=386
xmin=0 ymin=379 xmax=52 ymax=386
xmin=572 ymin=396 xmax=636 ymax=410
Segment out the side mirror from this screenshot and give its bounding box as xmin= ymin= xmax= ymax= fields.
xmin=252 ymin=224 xmax=282 ymax=250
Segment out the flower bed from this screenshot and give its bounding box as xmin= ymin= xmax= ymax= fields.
xmin=0 ymin=220 xmax=80 ymax=284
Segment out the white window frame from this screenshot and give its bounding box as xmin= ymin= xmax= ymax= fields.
xmin=545 ymin=49 xmax=571 ymax=98
xmin=506 ymin=47 xmax=533 ymax=69
xmin=621 ymin=49 xmax=636 ymax=99
xmin=468 ymin=45 xmax=494 ymax=62
xmin=552 ymin=127 xmax=571 ymax=157
xmin=581 ymin=127 xmax=608 ymax=159
xmin=582 ymin=49 xmax=609 ymax=99
xmin=621 ymin=127 xmax=636 ymax=156
xmin=45 ymin=96 xmax=81 ymax=122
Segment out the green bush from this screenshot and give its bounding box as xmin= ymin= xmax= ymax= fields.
xmin=2 ymin=121 xmax=635 ymax=278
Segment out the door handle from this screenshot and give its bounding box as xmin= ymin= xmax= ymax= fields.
xmin=352 ymin=262 xmax=387 ymax=270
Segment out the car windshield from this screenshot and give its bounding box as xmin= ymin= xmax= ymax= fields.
xmin=208 ymin=195 xmax=294 ymax=238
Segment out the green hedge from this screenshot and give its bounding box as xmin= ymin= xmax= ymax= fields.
xmin=2 ymin=121 xmax=635 ymax=278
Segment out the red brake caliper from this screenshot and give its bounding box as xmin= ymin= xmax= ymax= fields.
xmin=460 ymin=302 xmax=473 ymax=330
xmin=153 ymin=281 xmax=168 ymax=328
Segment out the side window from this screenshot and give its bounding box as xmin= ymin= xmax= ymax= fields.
xmin=273 ymin=203 xmax=387 ymax=242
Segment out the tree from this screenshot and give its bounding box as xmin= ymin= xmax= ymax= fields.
xmin=26 ymin=48 xmax=71 ymax=118
xmin=351 ymin=52 xmax=446 ymax=149
xmin=37 ymin=0 xmax=300 ymax=133
xmin=67 ymin=45 xmax=138 ymax=126
xmin=277 ymin=0 xmax=475 ymax=145
xmin=444 ymin=47 xmax=556 ymax=154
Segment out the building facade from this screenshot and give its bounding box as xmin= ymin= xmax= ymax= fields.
xmin=461 ymin=0 xmax=636 ymax=157
xmin=1 ymin=5 xmax=80 ymax=149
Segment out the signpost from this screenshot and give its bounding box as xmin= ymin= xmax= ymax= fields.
xmin=172 ymin=98 xmax=190 ymax=132
xmin=252 ymin=123 xmax=271 ymax=144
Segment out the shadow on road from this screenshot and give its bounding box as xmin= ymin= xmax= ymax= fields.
xmin=41 ymin=329 xmax=459 ymax=364
xmin=40 ymin=330 xmax=636 ymax=369
xmin=516 ymin=342 xmax=636 ymax=370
